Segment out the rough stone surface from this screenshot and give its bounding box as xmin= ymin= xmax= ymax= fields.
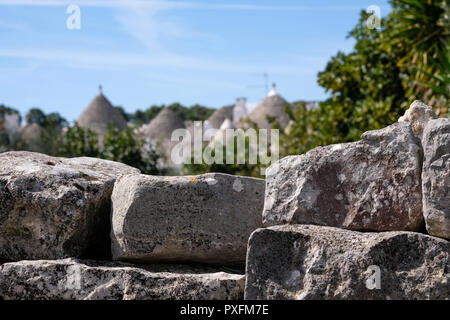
xmin=0 ymin=258 xmax=245 ymax=300
xmin=263 ymin=122 xmax=423 ymax=231
xmin=422 ymin=118 xmax=450 ymax=240
xmin=245 ymin=225 xmax=450 ymax=300
xmin=0 ymin=151 xmax=139 ymax=261
xmin=398 ymin=100 xmax=438 ymax=138
xmin=111 ymin=173 xmax=264 ymax=265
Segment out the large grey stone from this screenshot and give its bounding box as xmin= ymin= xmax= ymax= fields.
xmin=111 ymin=173 xmax=264 ymax=265
xmin=263 ymin=122 xmax=423 ymax=231
xmin=245 ymin=225 xmax=450 ymax=300
xmin=422 ymin=118 xmax=450 ymax=240
xmin=0 ymin=151 xmax=139 ymax=261
xmin=0 ymin=258 xmax=245 ymax=300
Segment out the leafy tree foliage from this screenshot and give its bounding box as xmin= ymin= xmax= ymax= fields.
xmin=25 ymin=108 xmax=46 ymax=127
xmin=57 ymin=124 xmax=164 ymax=175
xmin=25 ymin=108 xmax=67 ymax=131
xmin=5 ymin=106 xmax=164 ymax=174
xmin=57 ymin=124 xmax=100 ymax=158
xmin=114 ymin=106 xmax=131 ymax=122
xmin=21 ymin=108 xmax=68 ymax=155
xmin=130 ymin=103 xmax=215 ymax=125
xmin=131 ymin=105 xmax=164 ymax=126
xmin=102 ymin=125 xmax=163 ymax=175
xmin=389 ymin=0 xmax=449 ymax=110
xmin=183 ymin=135 xmax=272 ymax=179
xmin=280 ymin=0 xmax=449 ymax=158
xmin=0 ymin=105 xmax=20 ymax=119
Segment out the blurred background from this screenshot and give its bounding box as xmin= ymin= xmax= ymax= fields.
xmin=0 ymin=0 xmax=448 ymax=177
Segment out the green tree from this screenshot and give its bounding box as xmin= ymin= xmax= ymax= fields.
xmin=183 ymin=104 xmax=215 ymax=121
xmin=183 ymin=135 xmax=271 ymax=178
xmin=316 ymin=12 xmax=409 ymax=139
xmin=25 ymin=108 xmax=46 ymax=126
xmin=102 ymin=125 xmax=163 ymax=175
xmin=114 ymin=106 xmax=131 ymax=122
xmin=389 ymin=0 xmax=449 ymax=109
xmin=25 ymin=108 xmax=67 ymax=129
xmin=131 ymin=105 xmax=164 ymax=126
xmin=58 ymin=124 xmax=165 ymax=175
xmin=44 ymin=112 xmax=68 ymax=128
xmin=167 ymin=103 xmax=215 ymax=121
xmin=280 ymin=0 xmax=449 ymax=158
xmin=24 ymin=109 xmax=68 ymax=156
xmin=0 ymin=105 xmax=21 ymax=122
xmin=130 ymin=103 xmax=215 ymax=125
xmin=417 ymin=47 xmax=450 ymax=116
xmin=58 ymin=124 xmax=101 ymax=158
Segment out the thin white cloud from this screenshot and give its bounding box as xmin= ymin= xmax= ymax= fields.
xmin=0 ymin=0 xmax=352 ymax=103
xmin=0 ymin=18 xmax=30 ymax=31
xmin=0 ymin=0 xmax=371 ymax=11
xmin=0 ymin=0 xmax=302 ymax=9
xmin=115 ymin=1 xmax=165 ymax=51
xmin=0 ymin=48 xmax=321 ymax=76
xmin=115 ymin=1 xmax=212 ymax=52
xmin=0 ymin=0 xmax=327 ymax=77
xmin=109 ymin=1 xmax=322 ymax=75
xmin=115 ymin=0 xmax=214 ymax=52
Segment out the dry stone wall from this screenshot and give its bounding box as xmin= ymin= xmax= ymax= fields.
xmin=263 ymin=122 xmax=423 ymax=231
xmin=111 ymin=173 xmax=264 ymax=265
xmin=245 ymin=225 xmax=449 ymax=300
xmin=0 ymin=155 xmax=261 ymax=300
xmin=251 ymin=100 xmax=449 ymax=300
xmin=0 ymin=152 xmax=139 ymax=261
xmin=0 ymin=259 xmax=245 ymax=300
xmin=0 ymin=100 xmax=448 ymax=300
xmin=422 ymin=118 xmax=450 ymax=239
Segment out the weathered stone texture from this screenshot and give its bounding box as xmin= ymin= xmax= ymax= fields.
xmin=245 ymin=225 xmax=450 ymax=300
xmin=0 ymin=151 xmax=139 ymax=261
xmin=112 ymin=173 xmax=264 ymax=265
xmin=422 ymin=118 xmax=450 ymax=240
xmin=0 ymin=258 xmax=245 ymax=300
xmin=263 ymin=122 xmax=423 ymax=231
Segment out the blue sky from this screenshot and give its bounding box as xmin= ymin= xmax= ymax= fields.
xmin=0 ymin=0 xmax=390 ymax=122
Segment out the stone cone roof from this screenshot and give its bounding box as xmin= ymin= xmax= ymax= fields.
xmin=77 ymin=92 xmax=128 ymax=136
xmin=247 ymin=93 xmax=290 ymax=129
xmin=20 ymin=123 xmax=44 ymax=141
xmin=220 ymin=118 xmax=235 ymax=130
xmin=138 ymin=107 xmax=186 ymax=168
xmin=140 ymin=107 xmax=186 ymax=140
xmin=19 ymin=123 xmax=46 ymax=152
xmin=208 ymin=105 xmax=234 ymax=129
xmin=209 ymin=118 xmax=236 ymax=146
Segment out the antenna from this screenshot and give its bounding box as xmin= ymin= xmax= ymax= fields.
xmin=246 ymin=73 xmax=269 ymax=98
xmin=262 ymin=72 xmax=268 ymax=94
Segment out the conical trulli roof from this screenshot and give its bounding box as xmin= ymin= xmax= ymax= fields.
xmin=138 ymin=107 xmax=186 ymax=168
xmin=209 ymin=118 xmax=236 ymax=146
xmin=208 ymin=105 xmax=234 ymax=129
xmin=247 ymin=84 xmax=290 ymax=129
xmin=220 ymin=118 xmax=235 ymax=130
xmin=20 ymin=123 xmax=44 ymax=141
xmin=140 ymin=107 xmax=186 ymax=140
xmin=77 ymin=89 xmax=127 ymax=136
xmin=19 ymin=123 xmax=46 ymax=153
